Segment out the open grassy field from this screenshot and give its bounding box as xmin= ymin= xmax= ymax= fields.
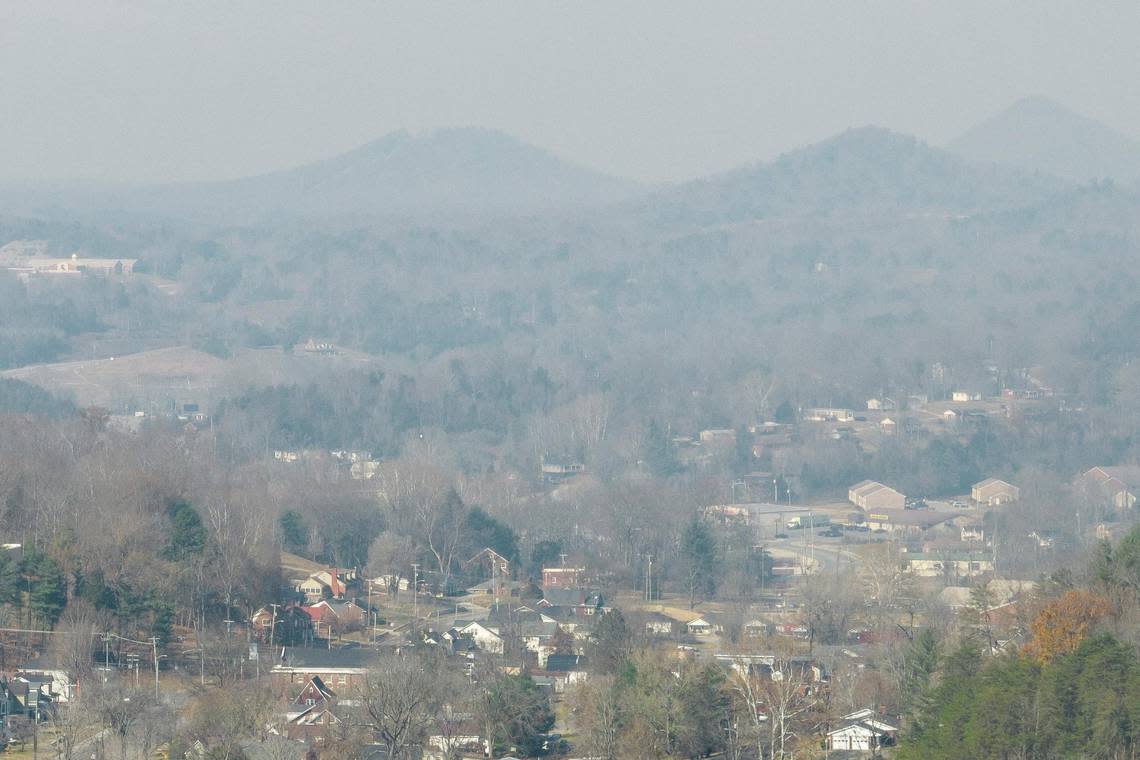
xmin=2 ymin=344 xmax=382 ymax=411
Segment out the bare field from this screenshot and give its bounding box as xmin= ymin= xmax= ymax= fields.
xmin=2 ymin=344 xmax=381 ymax=410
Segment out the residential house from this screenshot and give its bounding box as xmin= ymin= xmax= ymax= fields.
xmin=971 ymin=478 xmax=1020 ymax=506
xmin=743 ymin=619 xmax=771 ymax=637
xmin=848 ymin=480 xmax=906 ymax=510
xmin=460 ymin=622 xmax=505 ymax=655
xmin=15 ymin=659 xmax=74 ymax=703
xmin=538 ymin=587 xmax=604 ymax=617
xmin=465 ymin=547 xmax=512 ymax=581
xmin=424 ymin=628 xmax=478 ymax=657
xmin=544 ymin=654 xmax=589 ymax=693
xmin=251 ymin=604 xmax=312 ymax=645
xmin=2 ymin=677 xmax=50 ymax=720
xmin=270 ymin=648 xmax=374 ymax=694
xmin=542 ymin=566 xmax=585 ymax=589
xmin=686 ymin=616 xmax=722 ymax=636
xmin=287 ymin=675 xmax=336 ymax=715
xmin=296 ymin=578 xmax=326 ymax=604
xmin=1079 ymin=466 xmax=1140 ymax=509
xmin=283 ymin=703 xmax=342 ymax=745
xmin=878 ymin=417 xmax=897 ymax=435
xmin=534 ymin=604 xmax=585 ymax=637
xmin=951 ymin=391 xmax=981 ymax=402
xmin=308 ymin=569 xmax=347 ymax=600
xmin=250 ymin=606 xmax=275 ymax=631
xmin=520 ymin=621 xmax=561 ymax=654
xmin=826 ymin=709 xmax=898 ymax=752
xmin=320 ymin=599 xmax=367 ymax=628
xmin=299 ymin=604 xmax=339 ymax=640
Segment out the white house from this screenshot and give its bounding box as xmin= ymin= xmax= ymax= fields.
xmin=460 ymin=621 xmax=504 ymax=655
xmin=825 ymin=709 xmax=898 ymax=752
xmin=686 ymin=617 xmax=717 ymax=635
xmin=826 ymin=723 xmax=893 ymax=752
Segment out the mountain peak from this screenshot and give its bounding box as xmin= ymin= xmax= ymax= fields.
xmin=948 ymin=97 xmax=1140 ymax=183
xmin=642 ymin=125 xmax=1067 ymax=227
xmin=92 ymin=127 xmax=643 ymax=221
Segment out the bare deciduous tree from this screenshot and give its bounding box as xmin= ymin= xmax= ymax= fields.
xmin=357 ymin=651 xmax=450 ymax=760
xmin=569 ymin=675 xmax=622 ymax=760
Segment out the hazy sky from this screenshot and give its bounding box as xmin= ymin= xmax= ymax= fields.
xmin=2 ymin=1 xmax=1139 ymax=185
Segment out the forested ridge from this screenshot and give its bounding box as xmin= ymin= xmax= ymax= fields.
xmin=3 ymin=118 xmax=1140 ymax=758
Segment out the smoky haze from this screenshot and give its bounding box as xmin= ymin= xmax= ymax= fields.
xmin=6 ymin=5 xmax=1140 ymax=759
xmin=2 ymin=0 xmax=1139 ymax=185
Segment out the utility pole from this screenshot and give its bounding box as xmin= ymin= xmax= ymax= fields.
xmin=644 ymin=555 xmax=653 ymax=601
xmin=810 ymin=513 xmax=815 ymax=570
xmin=151 ymin=637 xmax=160 ymax=702
xmin=268 ymin=603 xmax=280 ymax=652
xmin=411 ymin=564 xmax=420 ymax=622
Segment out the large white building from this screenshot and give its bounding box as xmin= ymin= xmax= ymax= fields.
xmin=971 ymin=478 xmax=1020 ymax=506
xmin=848 ymin=480 xmax=906 ymax=510
xmin=901 ymin=551 xmax=994 ymax=579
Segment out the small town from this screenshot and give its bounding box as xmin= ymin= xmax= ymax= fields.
xmin=3 ymin=4 xmax=1140 ymax=759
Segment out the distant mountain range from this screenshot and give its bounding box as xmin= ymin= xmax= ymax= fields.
xmin=0 ymin=128 xmax=641 ymax=221
xmin=948 ymin=96 xmax=1140 ymax=184
xmin=5 ymin=103 xmax=1129 ymax=225
xmin=642 ymin=126 xmax=1068 ymax=226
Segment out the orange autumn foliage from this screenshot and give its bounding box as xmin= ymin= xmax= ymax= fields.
xmin=1025 ymin=590 xmax=1113 ymax=663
